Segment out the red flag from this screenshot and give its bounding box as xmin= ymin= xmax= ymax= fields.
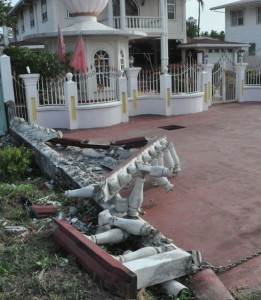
xmin=57 ymin=25 xmax=66 ymax=64
xmin=70 ymin=34 xmax=87 ymax=75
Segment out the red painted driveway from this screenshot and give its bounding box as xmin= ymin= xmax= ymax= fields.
xmin=62 ymin=102 xmax=261 ymax=291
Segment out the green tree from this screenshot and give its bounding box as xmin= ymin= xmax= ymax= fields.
xmin=0 ymin=1 xmax=16 ymax=28
xmin=200 ymin=30 xmax=225 ymax=40
xmin=197 ymin=0 xmax=204 ymax=37
xmin=186 ymin=17 xmax=198 ymax=38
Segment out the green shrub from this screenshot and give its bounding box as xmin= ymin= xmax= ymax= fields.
xmin=0 ymin=146 xmax=33 ymax=181
xmin=3 ymin=45 xmax=72 ymax=78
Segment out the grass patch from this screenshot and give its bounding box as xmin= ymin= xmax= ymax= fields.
xmin=231 ymin=287 xmax=261 ymax=300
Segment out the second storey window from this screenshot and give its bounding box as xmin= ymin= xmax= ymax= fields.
xmin=231 ymin=10 xmax=244 ymax=26
xmin=41 ymin=0 xmax=48 ymax=22
xmin=20 ymin=11 xmax=24 ymax=32
xmin=30 ymin=5 xmax=35 ymax=28
xmin=257 ymin=7 xmax=261 ymax=23
xmin=167 ymin=0 xmax=176 ymax=19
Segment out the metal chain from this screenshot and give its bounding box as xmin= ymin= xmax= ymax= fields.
xmin=197 ymin=249 xmax=261 ymax=274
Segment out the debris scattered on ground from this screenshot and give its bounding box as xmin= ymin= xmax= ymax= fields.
xmin=5 ymin=226 xmax=28 ymax=233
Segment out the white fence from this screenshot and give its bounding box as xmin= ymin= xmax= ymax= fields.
xmin=169 ymin=64 xmax=201 ymax=94
xmin=137 ymin=69 xmax=161 ymax=95
xmin=36 ymin=68 xmax=120 ymax=106
xmin=38 ymin=77 xmax=65 ymax=106
xmin=245 ymin=65 xmax=261 ymax=85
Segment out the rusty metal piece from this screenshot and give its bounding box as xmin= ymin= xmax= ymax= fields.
xmin=111 ymin=136 xmax=149 ymax=149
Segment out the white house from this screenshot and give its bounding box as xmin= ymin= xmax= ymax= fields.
xmin=9 ymin=0 xmax=187 ymax=69
xmin=179 ymin=37 xmax=249 ymax=65
xmin=210 ymin=0 xmax=261 ymax=66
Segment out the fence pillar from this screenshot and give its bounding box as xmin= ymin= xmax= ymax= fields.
xmin=202 ymin=63 xmax=214 ymax=109
xmin=20 ymin=73 xmax=40 ymax=124
xmin=118 ymin=72 xmax=129 ymax=123
xmin=64 ymin=73 xmax=78 ymax=130
xmin=0 ymin=55 xmax=15 ymax=103
xmin=125 ymin=67 xmax=141 ymax=94
xmin=160 ymin=68 xmax=172 ymax=116
xmin=234 ymin=62 xmax=248 ymax=102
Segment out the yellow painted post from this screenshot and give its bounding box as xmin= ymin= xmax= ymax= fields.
xmin=122 ymin=92 xmax=127 ymax=113
xmin=208 ymin=82 xmax=211 ymax=100
xmin=31 ymin=97 xmax=37 ymax=121
xmin=70 ymin=96 xmax=76 ymax=121
xmin=167 ymin=88 xmax=171 ymax=108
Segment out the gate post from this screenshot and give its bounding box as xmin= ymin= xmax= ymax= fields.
xmin=234 ymin=62 xmax=248 ymax=102
xmin=118 ymin=71 xmax=129 ymax=123
xmin=0 ymin=55 xmax=15 ymax=103
xmin=64 ymin=73 xmax=78 ymax=129
xmin=160 ymin=67 xmax=172 ymax=116
xmin=202 ymin=63 xmax=214 ymax=109
xmin=19 ymin=74 xmax=40 ymax=124
xmin=124 ymin=67 xmax=141 ymax=112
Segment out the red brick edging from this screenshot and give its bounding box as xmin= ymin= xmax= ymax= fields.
xmin=52 ymin=219 xmax=137 ymax=299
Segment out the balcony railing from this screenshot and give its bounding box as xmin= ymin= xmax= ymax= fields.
xmin=113 ymin=16 xmax=162 ymax=31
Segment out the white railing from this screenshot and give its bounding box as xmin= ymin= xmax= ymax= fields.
xmin=38 ymin=77 xmax=65 ymax=106
xmin=138 ymin=68 xmax=161 ymax=95
xmin=74 ymin=68 xmax=119 ymax=105
xmin=245 ymin=65 xmax=261 ymax=85
xmin=169 ymin=64 xmax=201 ymax=94
xmin=36 ymin=68 xmax=119 ymax=106
xmin=113 ymin=16 xmax=162 ymax=31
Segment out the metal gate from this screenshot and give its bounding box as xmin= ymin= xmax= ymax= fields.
xmin=13 ymin=72 xmax=28 ymax=121
xmin=212 ymin=56 xmax=236 ymax=104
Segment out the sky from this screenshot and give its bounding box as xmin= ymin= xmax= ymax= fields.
xmin=11 ymin=0 xmax=231 ymax=33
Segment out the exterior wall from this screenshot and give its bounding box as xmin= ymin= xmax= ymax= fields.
xmin=225 ymin=5 xmax=261 ymax=65
xmin=243 ymin=86 xmax=261 ymax=101
xmin=99 ymin=0 xmax=186 ymax=41
xmin=46 ymin=35 xmax=129 ymax=70
xmin=15 ymin=0 xmax=75 ymax=41
xmin=167 ymin=0 xmax=186 ymax=42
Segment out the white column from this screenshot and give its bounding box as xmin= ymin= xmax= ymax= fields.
xmin=160 ymin=68 xmax=172 ymax=116
xmin=108 ymin=0 xmax=113 ymax=28
xmin=19 ymin=74 xmax=40 ymax=124
xmin=235 ymin=62 xmax=248 ymax=102
xmin=0 ymin=55 xmax=15 ymax=102
xmin=160 ymin=0 xmax=168 ymax=71
xmin=120 ymin=0 xmax=126 ymax=29
xmin=64 ymin=73 xmax=79 ymax=129
xmin=124 ymin=67 xmax=141 ymax=97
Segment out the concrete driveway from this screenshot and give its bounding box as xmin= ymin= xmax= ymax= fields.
xmin=63 ymin=102 xmax=261 ymax=291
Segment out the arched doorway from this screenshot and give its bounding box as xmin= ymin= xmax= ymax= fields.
xmin=113 ymin=0 xmax=139 ymax=16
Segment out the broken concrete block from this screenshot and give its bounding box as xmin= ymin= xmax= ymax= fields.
xmin=123 ymin=249 xmax=192 ymax=289
xmin=31 ymin=205 xmax=58 ymax=218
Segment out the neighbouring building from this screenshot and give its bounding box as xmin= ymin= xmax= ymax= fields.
xmin=210 ymin=0 xmax=261 ymax=65
xmin=179 ymin=37 xmax=249 ymax=65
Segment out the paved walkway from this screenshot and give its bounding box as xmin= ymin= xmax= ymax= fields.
xmin=62 ymin=102 xmax=261 ymax=291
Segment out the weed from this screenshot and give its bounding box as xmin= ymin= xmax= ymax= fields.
xmin=0 ymin=146 xmax=32 ymax=181
xmin=231 ymin=287 xmax=261 ymax=300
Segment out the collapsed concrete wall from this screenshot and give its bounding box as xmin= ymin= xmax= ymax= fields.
xmin=9 ymin=117 xmax=201 ymax=299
